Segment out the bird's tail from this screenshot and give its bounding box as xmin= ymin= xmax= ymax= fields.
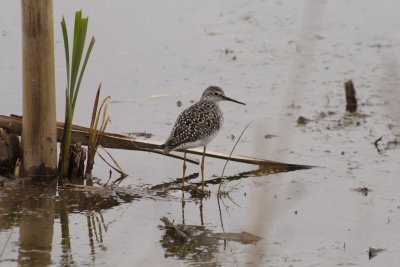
xmin=160 ymin=143 xmax=173 ymax=154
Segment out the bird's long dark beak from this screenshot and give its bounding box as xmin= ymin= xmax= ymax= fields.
xmin=222 ymin=95 xmax=246 ymax=105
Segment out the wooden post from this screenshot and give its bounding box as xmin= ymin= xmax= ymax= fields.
xmin=21 ymin=0 xmax=57 ymax=177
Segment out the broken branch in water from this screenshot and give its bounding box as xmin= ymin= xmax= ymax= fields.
xmin=159 ymin=216 xmax=262 ymax=244
xmin=0 ymin=114 xmax=198 ymax=165
xmin=0 ymin=114 xmax=313 ymax=169
xmin=160 ymin=217 xmax=191 ymax=241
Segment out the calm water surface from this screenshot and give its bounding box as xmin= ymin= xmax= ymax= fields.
xmin=1 ymin=0 xmax=400 ymax=266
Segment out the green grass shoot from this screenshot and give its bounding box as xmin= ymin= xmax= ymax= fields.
xmin=59 ymin=10 xmax=95 ymax=178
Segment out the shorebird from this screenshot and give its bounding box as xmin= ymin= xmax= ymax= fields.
xmin=161 ymin=86 xmax=246 ymax=192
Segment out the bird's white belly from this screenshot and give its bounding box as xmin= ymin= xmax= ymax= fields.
xmin=180 ymin=132 xmax=217 ymax=149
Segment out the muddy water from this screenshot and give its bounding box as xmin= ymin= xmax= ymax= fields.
xmin=1 ymin=0 xmax=400 ymax=266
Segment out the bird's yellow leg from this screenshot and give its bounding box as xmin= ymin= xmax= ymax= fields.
xmin=182 ymin=152 xmax=187 ymax=192
xmin=201 ymin=146 xmax=206 ymax=192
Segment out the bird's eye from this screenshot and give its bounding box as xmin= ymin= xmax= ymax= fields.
xmin=214 ymin=92 xmax=219 ymax=96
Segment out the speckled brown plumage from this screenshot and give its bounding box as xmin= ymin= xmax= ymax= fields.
xmin=162 ymin=100 xmax=223 ymax=153
xmin=161 ymin=86 xmax=245 ymax=154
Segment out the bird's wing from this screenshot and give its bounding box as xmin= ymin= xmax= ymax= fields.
xmin=165 ymin=102 xmax=219 ymax=149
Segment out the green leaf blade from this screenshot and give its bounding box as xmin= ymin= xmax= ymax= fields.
xmin=72 ymin=36 xmax=95 ymax=110
xmin=70 ymin=10 xmax=88 ymax=98
xmin=61 ymin=16 xmax=70 ymax=91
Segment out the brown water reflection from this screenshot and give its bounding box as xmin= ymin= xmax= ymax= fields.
xmin=0 ymin=177 xmax=138 ymax=266
xmin=2 ymin=0 xmax=400 ymax=265
xmin=0 ymin=161 xmax=298 ymax=266
xmin=18 ymin=181 xmax=55 ymax=267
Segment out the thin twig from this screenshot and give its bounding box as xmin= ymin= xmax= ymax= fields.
xmin=97 ymin=145 xmax=128 ymax=177
xmin=96 ymin=150 xmax=127 ymax=177
xmin=217 ymin=121 xmax=252 ymax=232
xmin=217 ymin=121 xmax=253 ymax=196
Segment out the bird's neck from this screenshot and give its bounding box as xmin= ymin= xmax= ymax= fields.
xmin=200 ymin=99 xmax=219 ymax=105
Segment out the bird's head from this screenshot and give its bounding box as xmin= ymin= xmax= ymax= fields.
xmin=200 ymin=86 xmax=245 ymax=105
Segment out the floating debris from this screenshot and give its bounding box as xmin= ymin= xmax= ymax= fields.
xmin=225 ymin=48 xmax=234 ymax=55
xmin=374 ymin=136 xmax=383 ymax=154
xmin=150 ymin=93 xmax=175 ymax=98
xmin=287 ymin=102 xmax=301 ymax=109
xmin=353 ymin=187 xmax=372 ymax=196
xmin=127 ymin=131 xmax=153 ymax=139
xmin=317 ymin=111 xmax=336 ymax=119
xmin=188 ymin=185 xmax=211 ymax=199
xmin=374 ymin=134 xmax=400 ymax=154
xmin=297 ymin=116 xmax=312 ymax=125
xmin=368 ymin=247 xmax=385 ymax=260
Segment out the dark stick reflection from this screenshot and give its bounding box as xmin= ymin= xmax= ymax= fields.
xmin=0 ymin=177 xmax=138 ymax=266
xmin=199 ymin=200 xmax=204 ymax=226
